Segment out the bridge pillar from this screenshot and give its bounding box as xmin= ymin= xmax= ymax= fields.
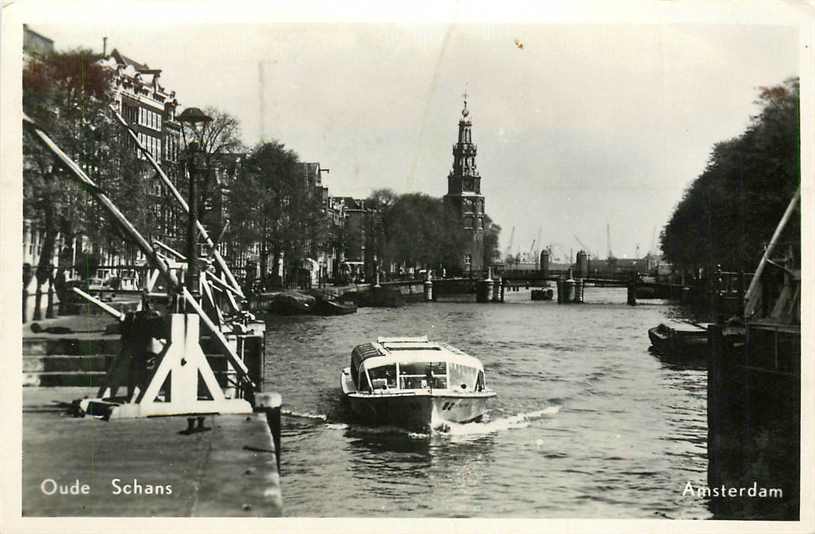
xmin=423 ymin=271 xmax=433 ymax=302
xmin=492 ymin=277 xmax=501 ymax=302
xmin=476 ymin=271 xmax=493 ymax=303
xmin=565 ymin=277 xmax=576 ymax=303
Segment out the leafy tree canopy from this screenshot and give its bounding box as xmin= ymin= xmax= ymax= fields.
xmin=660 ymin=78 xmax=799 ymax=274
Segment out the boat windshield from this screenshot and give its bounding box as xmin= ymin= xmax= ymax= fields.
xmin=368 ymin=365 xmax=397 ymax=390
xmin=448 ymin=361 xmax=482 ymax=391
xmin=361 ymin=355 xmax=487 ymax=393
xmin=398 ymin=362 xmax=447 ymax=389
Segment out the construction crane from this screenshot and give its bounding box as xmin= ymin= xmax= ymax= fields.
xmin=573 ymin=234 xmax=593 ymax=258
xmin=504 ymin=225 xmax=516 ymax=260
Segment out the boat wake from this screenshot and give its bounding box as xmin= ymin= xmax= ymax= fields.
xmin=281 ymin=408 xmax=328 ymax=422
xmin=286 ymin=406 xmax=560 ymax=439
xmin=433 ymin=406 xmax=560 ymax=436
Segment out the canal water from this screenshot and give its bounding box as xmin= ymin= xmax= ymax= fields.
xmin=263 ymin=287 xmax=710 ymax=518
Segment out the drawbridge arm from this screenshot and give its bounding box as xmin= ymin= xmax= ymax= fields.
xmin=109 ymin=105 xmax=245 ymax=300
xmin=23 ymin=114 xmax=180 ymax=291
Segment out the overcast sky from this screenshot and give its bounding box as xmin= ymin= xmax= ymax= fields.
xmin=34 ymin=21 xmax=798 ymax=260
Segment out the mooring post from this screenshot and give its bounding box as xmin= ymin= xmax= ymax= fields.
xmin=423 ymin=269 xmax=433 ymax=302
xmin=23 ymin=263 xmax=33 ymax=324
xmin=627 ymin=273 xmax=637 ymax=306
xmin=499 ymin=277 xmax=505 ymax=302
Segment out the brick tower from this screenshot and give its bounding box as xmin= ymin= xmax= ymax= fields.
xmin=443 ymin=92 xmax=485 ymax=272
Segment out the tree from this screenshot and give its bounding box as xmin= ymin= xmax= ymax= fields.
xmin=482 ymin=214 xmax=502 ymax=267
xmin=661 ymin=78 xmax=799 ymax=276
xmin=368 ymin=191 xmax=499 ymax=276
xmin=23 ymin=48 xmax=117 ymax=318
xmin=179 ymin=107 xmax=244 ymax=224
xmin=228 ymin=141 xmax=327 ymax=288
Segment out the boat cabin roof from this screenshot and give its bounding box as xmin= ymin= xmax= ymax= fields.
xmin=351 ymin=336 xmax=484 ymax=371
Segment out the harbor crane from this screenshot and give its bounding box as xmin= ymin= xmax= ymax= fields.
xmin=504 ymin=225 xmax=516 ymax=261
xmin=573 ymin=235 xmax=595 ymax=258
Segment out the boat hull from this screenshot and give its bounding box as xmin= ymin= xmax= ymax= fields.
xmin=313 ymin=298 xmax=357 ymax=316
xmin=648 ymin=325 xmax=708 ymax=359
xmin=346 ymin=391 xmax=495 ymax=431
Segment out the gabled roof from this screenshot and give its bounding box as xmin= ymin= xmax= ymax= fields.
xmin=109 ymin=48 xmax=155 ymax=73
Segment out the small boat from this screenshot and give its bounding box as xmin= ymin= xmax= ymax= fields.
xmin=341 ymin=336 xmax=496 ymax=430
xmin=648 ymin=320 xmax=710 ymax=359
xmin=312 ymin=294 xmax=357 ymax=316
xmin=265 ymin=292 xmax=315 ymax=315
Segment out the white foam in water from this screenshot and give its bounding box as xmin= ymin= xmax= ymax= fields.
xmin=296 ymin=406 xmax=560 ymax=437
xmin=281 ymin=409 xmax=328 ymax=422
xmin=344 ymin=424 xmax=430 ymax=439
xmin=434 ymin=406 xmax=560 ymax=436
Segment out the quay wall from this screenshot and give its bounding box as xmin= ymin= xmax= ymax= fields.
xmin=707 ymin=324 xmax=800 ymax=519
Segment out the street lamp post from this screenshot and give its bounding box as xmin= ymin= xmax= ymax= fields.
xmin=177 ymin=107 xmax=213 ymax=298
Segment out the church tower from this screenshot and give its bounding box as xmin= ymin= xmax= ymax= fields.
xmin=443 ymin=92 xmax=485 ymax=272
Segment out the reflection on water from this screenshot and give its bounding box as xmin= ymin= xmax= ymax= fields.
xmin=266 ymin=287 xmax=710 ymax=518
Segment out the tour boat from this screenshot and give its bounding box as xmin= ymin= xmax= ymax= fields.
xmin=648 ymin=320 xmax=710 ymax=359
xmin=340 ymin=336 xmax=496 ymax=430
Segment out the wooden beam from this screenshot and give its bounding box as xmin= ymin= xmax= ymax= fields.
xmin=23 ymin=115 xmax=180 ymax=291
xmin=109 ymin=105 xmax=245 ymax=299
xmin=182 ymin=287 xmax=253 ymax=387
xmin=744 ymin=188 xmax=800 ymax=318
xmin=71 ymin=287 xmax=126 ymax=321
